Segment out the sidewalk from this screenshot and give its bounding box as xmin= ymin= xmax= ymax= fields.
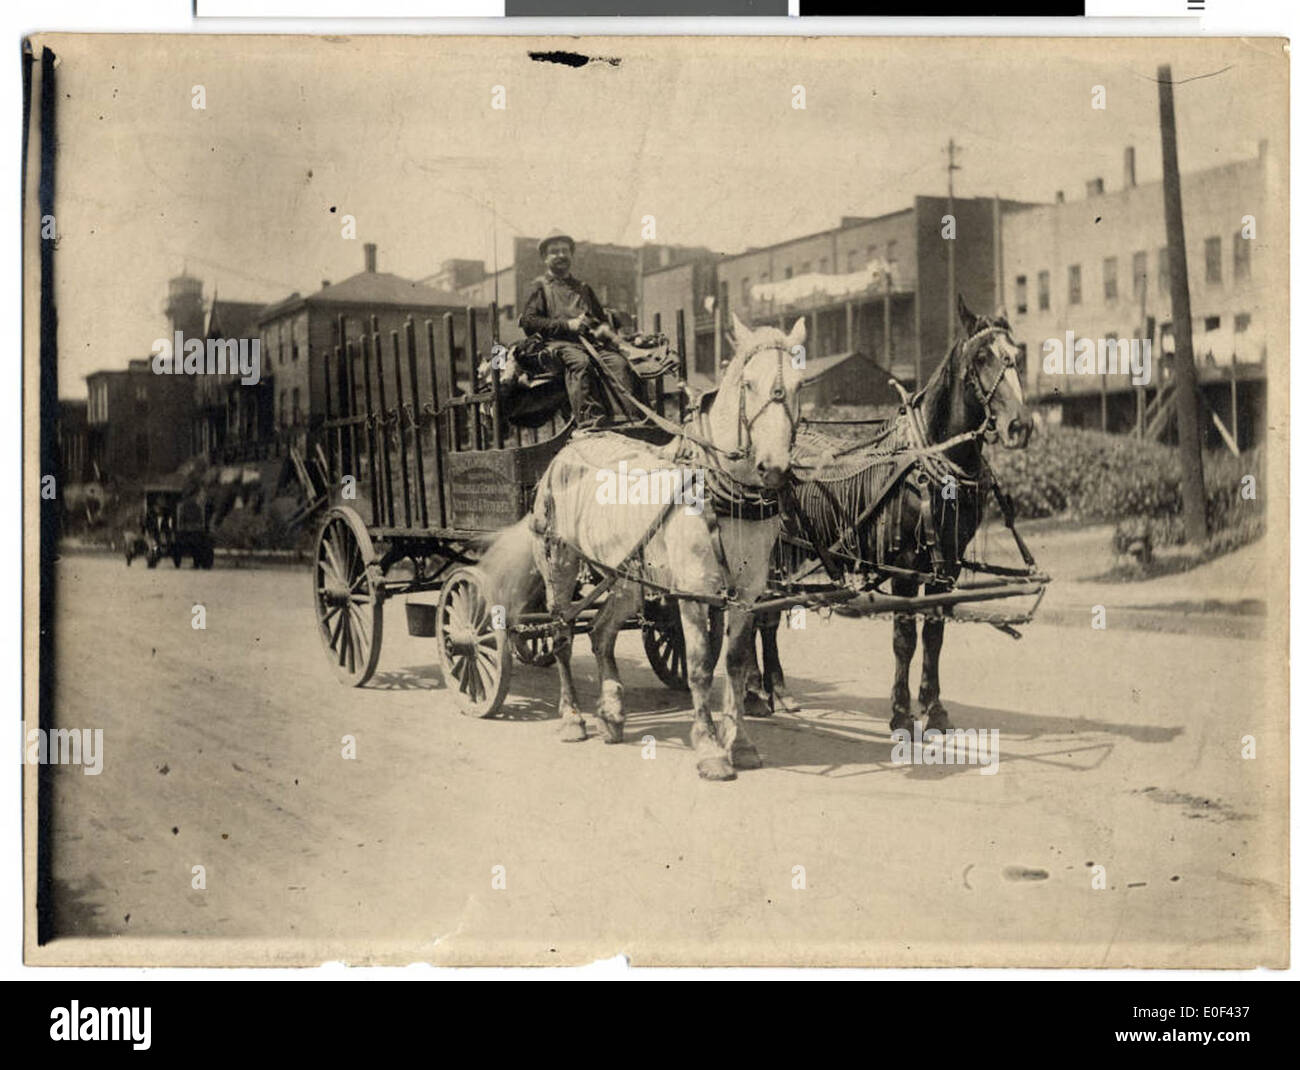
xmin=1021 ymin=521 xmax=1270 ymax=639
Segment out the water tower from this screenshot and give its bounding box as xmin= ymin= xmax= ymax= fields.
xmin=164 ymin=272 xmax=205 ymax=340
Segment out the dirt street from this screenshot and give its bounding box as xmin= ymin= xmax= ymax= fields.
xmin=41 ymin=553 xmax=1286 ymax=967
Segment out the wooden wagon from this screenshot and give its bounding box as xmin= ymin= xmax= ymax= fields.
xmin=310 ymin=307 xmax=717 ymax=716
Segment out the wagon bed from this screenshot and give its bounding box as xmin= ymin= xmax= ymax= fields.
xmin=309 ymin=308 xmax=709 ymax=714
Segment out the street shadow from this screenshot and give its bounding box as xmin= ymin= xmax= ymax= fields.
xmin=775 ymin=669 xmax=1184 ymax=746
xmin=369 ymin=665 xmax=440 ymax=691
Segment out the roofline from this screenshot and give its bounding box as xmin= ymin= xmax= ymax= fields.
xmin=714 ymin=205 xmax=917 ymax=266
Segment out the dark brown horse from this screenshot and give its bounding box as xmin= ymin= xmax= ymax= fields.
xmin=752 ymin=297 xmax=1033 ymax=733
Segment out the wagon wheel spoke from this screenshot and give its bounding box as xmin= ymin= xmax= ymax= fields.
xmin=313 ymin=509 xmax=384 ymax=688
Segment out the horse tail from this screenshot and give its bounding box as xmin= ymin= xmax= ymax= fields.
xmin=477 ymin=517 xmax=544 ymax=626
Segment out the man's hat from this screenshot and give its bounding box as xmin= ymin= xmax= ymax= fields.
xmin=538 ymin=230 xmax=576 ymax=258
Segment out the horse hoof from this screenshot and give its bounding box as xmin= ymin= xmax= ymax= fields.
xmin=924 ymin=706 xmax=952 ymax=732
xmin=595 ymin=717 xmax=624 ymax=745
xmin=889 ymin=712 xmax=915 ymax=734
xmin=559 ymin=720 xmax=588 ymax=743
xmin=732 ymin=745 xmax=763 ymax=770
xmin=773 ymin=691 xmax=801 ymax=715
xmin=697 ymin=757 xmax=736 ymax=781
xmin=744 ymin=690 xmax=773 ymax=718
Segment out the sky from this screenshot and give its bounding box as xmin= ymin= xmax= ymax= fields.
xmin=37 ymin=34 xmax=1287 ymax=397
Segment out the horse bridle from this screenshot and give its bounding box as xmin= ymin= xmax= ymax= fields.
xmin=730 ymin=340 xmax=801 ymax=462
xmin=960 ymin=323 xmax=1020 ymax=435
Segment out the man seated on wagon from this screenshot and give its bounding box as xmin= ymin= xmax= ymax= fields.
xmin=519 ymin=230 xmax=639 ymax=429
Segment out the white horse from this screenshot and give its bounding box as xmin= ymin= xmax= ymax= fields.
xmin=530 ymin=315 xmax=807 ymax=781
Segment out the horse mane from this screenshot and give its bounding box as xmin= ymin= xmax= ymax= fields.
xmin=783 ymin=321 xmax=989 ymax=573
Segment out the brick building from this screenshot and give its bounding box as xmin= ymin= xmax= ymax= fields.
xmin=258 ymin=243 xmax=485 ymax=444
xmin=1001 ymin=142 xmax=1278 ymax=448
xmin=642 ymin=197 xmax=1034 ymax=391
xmin=85 ymin=358 xmax=196 ymax=483
xmin=428 ymin=237 xmax=713 ymax=344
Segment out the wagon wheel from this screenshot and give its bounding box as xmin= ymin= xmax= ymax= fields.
xmin=313 ymin=506 xmax=384 ymax=687
xmin=436 ymin=566 xmax=512 ymax=718
xmin=642 ymin=600 xmax=726 ymax=691
xmin=512 ymin=633 xmax=557 ymax=667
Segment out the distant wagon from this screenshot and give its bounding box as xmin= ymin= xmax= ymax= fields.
xmin=124 ymin=485 xmax=215 ymax=569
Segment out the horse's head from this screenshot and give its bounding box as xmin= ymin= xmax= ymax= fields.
xmin=712 ymin=314 xmax=807 ymax=489
xmin=954 ymin=296 xmax=1033 ymax=449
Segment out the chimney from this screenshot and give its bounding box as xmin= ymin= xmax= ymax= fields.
xmin=1085 ymin=177 xmax=1105 ymax=197
xmin=1123 ymin=147 xmax=1137 ymax=188
xmin=363 ymin=242 xmax=377 ymax=273
xmin=321 ymin=279 xmax=331 ymax=289
xmin=1055 ymin=190 xmax=1065 ymax=204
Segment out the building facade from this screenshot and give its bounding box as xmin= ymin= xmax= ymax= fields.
xmin=1000 ymin=142 xmax=1277 ymax=447
xmin=642 ymin=198 xmax=1033 ymax=390
xmin=259 ymin=243 xmax=487 ymax=448
xmin=428 ymin=237 xmax=714 ymax=344
xmin=85 ymin=358 xmax=196 ymax=483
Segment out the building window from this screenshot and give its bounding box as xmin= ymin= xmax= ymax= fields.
xmin=1234 ymin=312 xmax=1252 ymax=333
xmin=784 ymin=266 xmax=793 ymax=280
xmin=135 ymin=383 xmax=148 ymax=402
xmin=1037 ymin=270 xmax=1050 ymax=311
xmin=1014 ymin=275 xmax=1028 ymax=316
xmin=292 ymin=387 xmax=301 ymax=425
xmin=798 ymin=261 xmax=811 ymax=276
xmin=885 ymin=240 xmax=897 ymax=264
xmin=1132 ymin=251 xmax=1148 ymax=299
xmin=846 ymin=250 xmax=860 ymax=272
xmin=741 ymin=277 xmax=751 ymax=306
xmin=1204 ymin=315 xmax=1221 ymax=332
xmin=1233 ymin=233 xmax=1251 ymax=280
xmin=292 ymin=341 xmax=300 ymax=362
xmin=1158 ymin=247 xmax=1170 ymax=294
xmin=1205 ymin=236 xmax=1222 ymax=285
xmin=818 ymin=257 xmax=828 ymax=274
xmin=1103 ymin=257 xmax=1118 ymax=302
xmin=1068 ymin=264 xmax=1082 ymax=305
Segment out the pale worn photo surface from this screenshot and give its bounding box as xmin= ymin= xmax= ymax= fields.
xmin=24 ymin=34 xmax=1288 ymax=966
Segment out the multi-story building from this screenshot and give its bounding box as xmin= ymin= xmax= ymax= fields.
xmin=259 ymin=243 xmax=484 ymax=446
xmin=1001 ymin=142 xmax=1277 ymax=448
xmin=194 ymin=296 xmax=270 ymax=461
xmin=57 ymin=399 xmax=92 ymax=486
xmin=428 ymin=237 xmax=713 ymax=343
xmin=85 ymin=358 xmax=196 ymax=482
xmin=643 ymin=197 xmax=1035 ymax=391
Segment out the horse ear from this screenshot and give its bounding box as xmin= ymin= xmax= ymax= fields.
xmin=730 ymin=312 xmax=751 ymax=345
xmin=787 ymin=317 xmax=807 ymax=349
xmin=957 ymin=294 xmax=979 ymax=335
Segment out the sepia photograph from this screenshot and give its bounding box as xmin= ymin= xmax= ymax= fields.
xmin=22 ymin=33 xmax=1288 ymax=967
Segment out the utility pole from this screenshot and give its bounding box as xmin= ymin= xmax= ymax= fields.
xmin=946 ymin=137 xmax=961 ymax=346
xmin=1157 ymin=63 xmax=1209 ymax=546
